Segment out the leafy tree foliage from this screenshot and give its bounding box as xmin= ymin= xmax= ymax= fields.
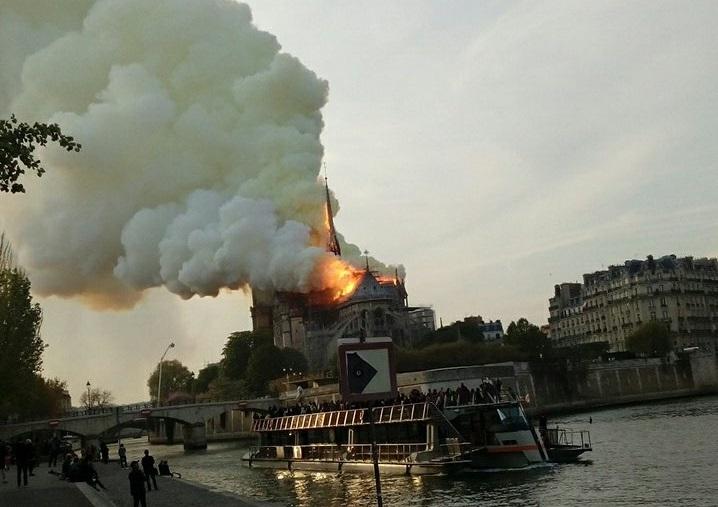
xmin=1 ymin=115 xmax=81 ymax=193
xmin=396 ymin=342 xmax=525 ymax=372
xmin=80 ymin=387 xmax=115 ymax=409
xmin=0 ymin=235 xmax=47 ymax=420
xmin=203 ymin=378 xmax=250 ymax=400
xmin=221 ymin=330 xmax=272 ymax=380
xmin=279 ymin=347 xmax=308 ymax=375
xmin=39 ymin=377 xmax=71 ymax=417
xmin=205 ymin=330 xmax=310 ymax=398
xmin=626 ymin=321 xmax=672 ymax=356
xmin=147 ymin=359 xmax=195 ymax=402
xmin=245 ymin=344 xmax=284 ymax=396
xmin=504 ymin=318 xmax=551 ymax=359
xmin=416 ymin=320 xmax=485 ymax=347
xmin=195 ymin=363 xmax=220 ymax=393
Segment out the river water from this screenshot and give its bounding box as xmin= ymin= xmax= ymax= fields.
xmin=118 ymin=395 xmax=718 ymax=506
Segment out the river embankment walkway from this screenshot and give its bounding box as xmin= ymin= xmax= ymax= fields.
xmin=0 ymin=460 xmax=281 ymax=507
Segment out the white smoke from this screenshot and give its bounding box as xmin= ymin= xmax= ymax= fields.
xmin=0 ymin=0 xmax=403 ymax=309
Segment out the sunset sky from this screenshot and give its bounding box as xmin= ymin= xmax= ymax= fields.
xmin=1 ymin=1 xmax=716 ymax=403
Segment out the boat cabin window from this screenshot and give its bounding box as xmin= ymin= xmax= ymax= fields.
xmin=353 ymin=422 xmax=426 ymax=444
xmin=492 ymin=405 xmax=529 ymax=431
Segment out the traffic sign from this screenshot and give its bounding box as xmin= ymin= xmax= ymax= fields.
xmin=338 ymin=337 xmax=397 ymax=403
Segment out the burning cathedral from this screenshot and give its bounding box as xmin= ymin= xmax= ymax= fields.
xmin=250 ymin=180 xmax=436 ymax=370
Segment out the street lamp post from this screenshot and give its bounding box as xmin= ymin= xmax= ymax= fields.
xmin=86 ymin=381 xmax=91 ymax=410
xmin=156 ymin=342 xmax=175 ymax=407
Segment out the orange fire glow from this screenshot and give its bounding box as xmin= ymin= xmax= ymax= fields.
xmin=321 ymin=257 xmax=363 ymax=302
xmin=311 ymin=189 xmax=399 ymax=303
xmin=315 ymin=257 xmax=401 ymax=304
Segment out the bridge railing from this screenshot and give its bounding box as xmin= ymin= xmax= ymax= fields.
xmin=1 ymin=396 xmax=275 ymax=426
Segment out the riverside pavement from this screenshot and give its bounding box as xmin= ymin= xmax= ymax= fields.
xmin=0 ymin=460 xmax=282 ymax=507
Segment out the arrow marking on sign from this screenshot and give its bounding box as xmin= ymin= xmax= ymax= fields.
xmin=346 ymin=352 xmax=378 ymax=394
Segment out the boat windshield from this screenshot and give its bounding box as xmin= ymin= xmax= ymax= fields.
xmin=494 ymin=405 xmax=529 ymax=431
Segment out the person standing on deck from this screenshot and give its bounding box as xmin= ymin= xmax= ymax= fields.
xmin=141 ymin=449 xmax=158 ymax=491
xmin=128 ymin=461 xmax=147 ymax=507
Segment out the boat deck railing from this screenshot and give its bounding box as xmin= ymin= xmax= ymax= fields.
xmin=252 ymin=402 xmax=431 ymax=432
xmin=544 ymin=427 xmax=592 ymax=449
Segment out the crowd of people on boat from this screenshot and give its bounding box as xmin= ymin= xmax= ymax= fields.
xmin=259 ymin=378 xmax=513 ymax=419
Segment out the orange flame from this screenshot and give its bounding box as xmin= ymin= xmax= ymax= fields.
xmin=320 ymin=257 xmax=363 ymax=301
xmin=313 ymin=257 xmax=401 ymax=304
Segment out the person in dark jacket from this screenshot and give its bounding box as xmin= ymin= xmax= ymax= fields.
xmin=141 ymin=449 xmax=158 ymax=490
xmin=14 ymin=439 xmax=30 ymax=487
xmin=99 ymin=441 xmax=109 ymax=464
xmin=118 ymin=443 xmax=128 ymax=468
xmin=128 ymin=461 xmax=147 ymax=507
xmin=0 ymin=441 xmax=8 ymax=483
xmin=48 ymin=436 xmax=60 ymax=469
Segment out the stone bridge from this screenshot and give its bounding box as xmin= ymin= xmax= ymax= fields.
xmin=0 ymin=398 xmax=275 ymax=450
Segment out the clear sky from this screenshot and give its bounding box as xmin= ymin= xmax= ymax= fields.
xmin=1 ymin=1 xmax=717 ymax=404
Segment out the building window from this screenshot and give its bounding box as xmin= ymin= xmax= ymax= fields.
xmin=650 ymin=311 xmax=657 ymax=321
xmin=660 ymin=297 xmax=667 ymax=306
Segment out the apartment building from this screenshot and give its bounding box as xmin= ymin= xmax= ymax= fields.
xmin=548 ymin=255 xmax=718 ymax=352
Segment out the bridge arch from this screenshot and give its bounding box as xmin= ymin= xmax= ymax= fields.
xmin=97 ymin=415 xmax=196 ymax=445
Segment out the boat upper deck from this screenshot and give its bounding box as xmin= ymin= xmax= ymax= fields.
xmin=252 ymin=402 xmax=432 ymax=432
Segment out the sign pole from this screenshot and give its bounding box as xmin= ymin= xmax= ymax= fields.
xmin=367 ymin=402 xmax=383 ymax=507
xmin=337 ymin=336 xmax=396 ymax=507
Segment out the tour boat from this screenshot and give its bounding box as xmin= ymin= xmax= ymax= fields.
xmin=242 ymin=397 xmax=589 ymax=474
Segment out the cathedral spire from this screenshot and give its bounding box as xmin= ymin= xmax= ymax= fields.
xmin=324 ymin=175 xmax=341 ymax=256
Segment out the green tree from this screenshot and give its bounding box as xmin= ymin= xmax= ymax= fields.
xmin=195 ymin=363 xmax=220 ymax=393
xmin=147 ymin=359 xmax=195 ymax=403
xmin=396 ymin=342 xmax=524 ymax=372
xmin=245 ymin=344 xmax=283 ymax=396
xmin=505 ymin=318 xmax=551 ymax=359
xmin=626 ymin=321 xmax=672 ymax=356
xmin=0 ymin=235 xmax=46 ymax=420
xmin=1 ymin=114 xmax=81 ymax=193
xmin=279 ymin=347 xmax=308 ymax=375
xmin=204 ymin=378 xmax=250 ymax=400
xmin=417 ymin=320 xmax=484 ymax=347
xmin=221 ymin=330 xmax=272 ymax=380
xmin=39 ymin=377 xmax=71 ymax=417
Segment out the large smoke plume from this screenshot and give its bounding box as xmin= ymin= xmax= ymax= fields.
xmin=1 ymin=0 xmax=402 ymax=308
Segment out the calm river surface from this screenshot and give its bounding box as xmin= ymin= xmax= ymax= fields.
xmin=118 ymin=395 xmax=718 ymax=506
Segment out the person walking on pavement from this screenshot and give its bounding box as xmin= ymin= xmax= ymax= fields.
xmin=118 ymin=443 xmax=128 ymax=468
xmin=14 ymin=439 xmax=30 ymax=487
xmin=141 ymin=449 xmax=158 ymax=491
xmin=0 ymin=442 xmax=8 ymax=483
xmin=129 ymin=461 xmax=147 ymax=507
xmin=27 ymin=439 xmax=36 ymax=476
xmin=100 ymin=441 xmax=109 ymax=464
xmin=48 ymin=435 xmax=60 ymax=469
